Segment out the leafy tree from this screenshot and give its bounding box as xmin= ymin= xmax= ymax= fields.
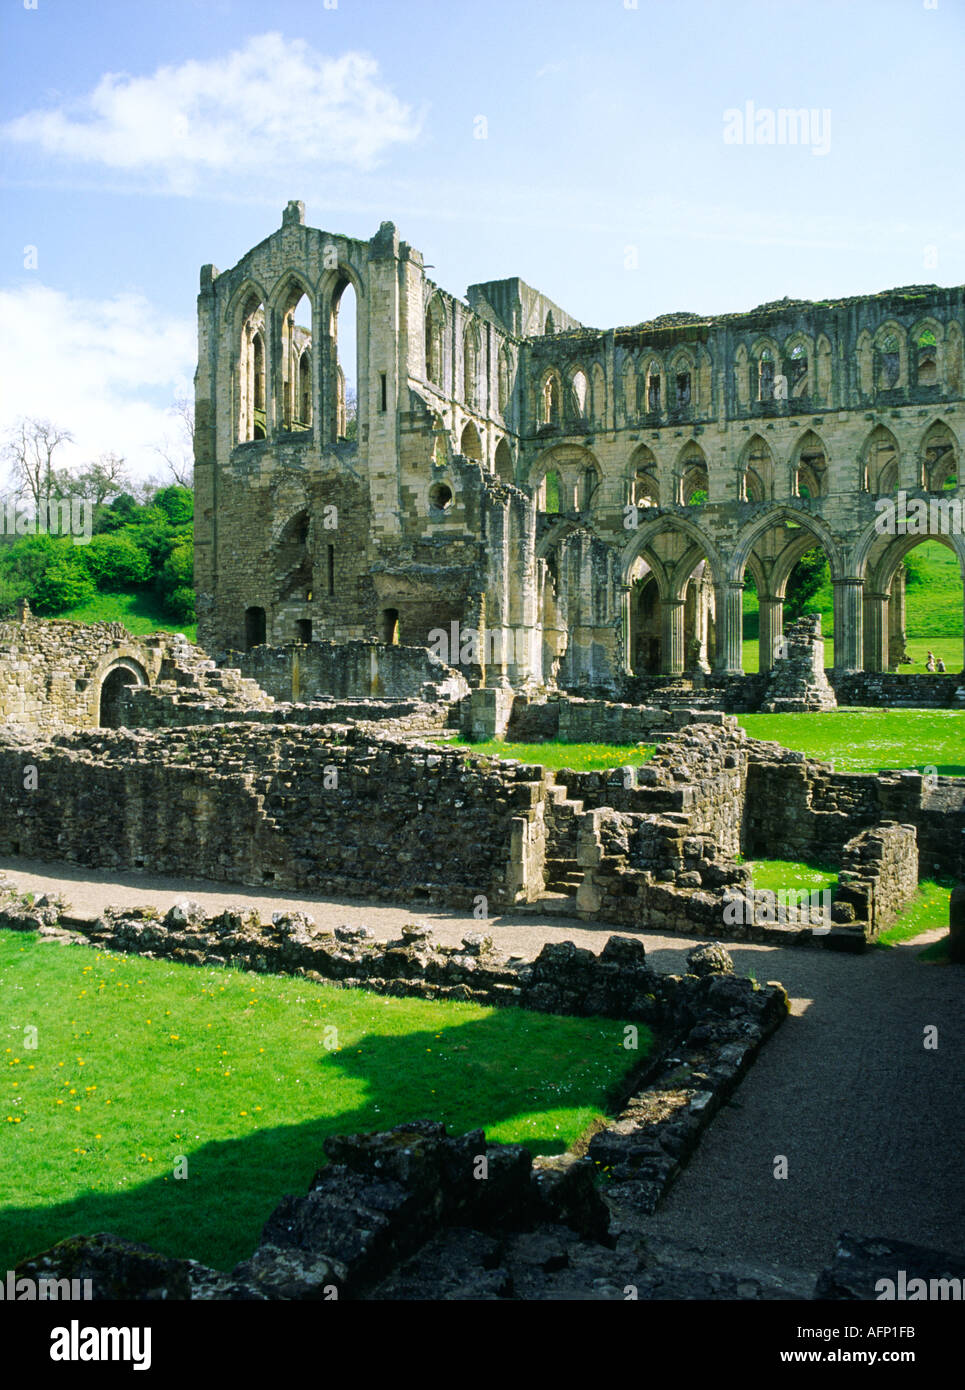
xmin=785 ymin=547 xmax=830 ymax=622
xmin=153 ymin=485 xmax=194 ymax=527
xmin=32 ymin=553 xmax=95 ymax=615
xmin=81 ymin=532 xmax=151 ymax=590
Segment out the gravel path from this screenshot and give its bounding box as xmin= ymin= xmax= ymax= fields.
xmin=3 ymin=855 xmax=961 ymax=1284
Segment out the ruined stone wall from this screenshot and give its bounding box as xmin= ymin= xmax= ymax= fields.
xmin=830 ymin=823 xmax=919 ymax=945
xmin=0 ymin=616 xmax=170 ymax=732
xmin=120 ymin=685 xmax=454 ymax=735
xmin=0 ymin=725 xmax=549 ymax=908
xmin=744 ymin=746 xmax=965 ymax=876
xmin=231 ymin=639 xmax=469 ymax=703
xmin=831 ymin=672 xmax=963 ymax=707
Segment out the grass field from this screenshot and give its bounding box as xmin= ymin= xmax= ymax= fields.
xmin=59 ymin=590 xmax=197 ymax=644
xmin=0 ymin=935 xmax=645 ymax=1273
xmin=876 ymin=879 xmax=951 ymax=947
xmin=738 ymin=709 xmax=965 ymax=775
xmin=739 ymin=540 xmax=963 ymax=673
xmin=443 ymin=738 xmax=656 ymax=771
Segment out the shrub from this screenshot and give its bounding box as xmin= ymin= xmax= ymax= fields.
xmin=81 ymin=532 xmax=151 ymax=590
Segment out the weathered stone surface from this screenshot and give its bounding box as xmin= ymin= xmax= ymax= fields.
xmin=815 ymin=1232 xmax=965 ymax=1301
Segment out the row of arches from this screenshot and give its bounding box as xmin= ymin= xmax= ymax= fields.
xmin=234 ymin=272 xmax=358 ymax=445
xmin=424 ymin=293 xmax=516 ymax=415
xmin=532 ymin=317 xmax=963 ymax=434
xmin=529 ymin=420 xmax=960 ymax=515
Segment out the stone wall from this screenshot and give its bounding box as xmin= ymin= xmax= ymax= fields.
xmin=744 ymin=742 xmax=965 ymax=878
xmin=832 ymin=672 xmax=964 ymax=707
xmin=0 ymin=725 xmax=550 ymax=909
xmin=828 ymin=823 xmax=919 ymax=948
xmin=121 ymin=685 xmax=454 ymax=735
xmin=0 ymin=616 xmax=170 ymax=731
xmin=231 ymin=640 xmax=470 ymax=704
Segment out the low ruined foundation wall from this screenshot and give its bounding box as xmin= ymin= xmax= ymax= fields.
xmin=231 ymin=640 xmax=470 ymax=704
xmin=744 ymin=745 xmax=965 ymax=878
xmin=120 ymin=685 xmax=454 ymax=735
xmin=832 ymin=672 xmax=963 ymax=707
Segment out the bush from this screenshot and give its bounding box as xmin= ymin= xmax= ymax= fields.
xmin=32 ymin=556 xmax=96 ymax=615
xmin=165 ymin=586 xmax=196 ymax=623
xmin=81 ymin=532 xmax=151 ymax=590
xmin=153 ymin=486 xmax=194 ymax=527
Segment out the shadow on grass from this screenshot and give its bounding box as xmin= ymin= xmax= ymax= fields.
xmin=0 ymin=1005 xmax=642 ymax=1275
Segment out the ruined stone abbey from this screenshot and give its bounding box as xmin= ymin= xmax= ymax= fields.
xmin=194 ymin=200 xmax=964 ymax=690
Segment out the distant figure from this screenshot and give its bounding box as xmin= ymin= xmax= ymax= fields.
xmin=937 ymin=658 xmax=946 ymax=673
xmin=926 ymin=651 xmax=936 ymax=672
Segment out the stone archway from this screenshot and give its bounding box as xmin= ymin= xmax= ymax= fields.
xmin=98 ymin=660 xmax=148 ymax=728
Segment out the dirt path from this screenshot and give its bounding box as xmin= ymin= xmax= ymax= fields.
xmin=2 ymin=855 xmax=960 ymax=1286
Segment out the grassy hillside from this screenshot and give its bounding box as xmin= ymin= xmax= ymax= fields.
xmin=58 ymin=590 xmax=197 ymax=644
xmin=741 ymin=540 xmax=962 ymax=673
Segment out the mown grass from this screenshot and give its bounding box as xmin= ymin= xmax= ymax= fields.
xmin=876 ymin=879 xmax=951 ymax=947
xmin=0 ymin=934 xmax=645 ymax=1274
xmin=742 ymin=858 xmax=837 ymax=897
xmin=58 ymin=590 xmax=197 ymax=644
xmin=737 ymin=709 xmax=965 ymax=775
xmin=444 ymin=738 xmax=656 ymax=771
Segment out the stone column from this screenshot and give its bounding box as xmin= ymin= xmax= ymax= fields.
xmin=758 ymin=597 xmax=784 ymax=672
xmin=713 ymin=582 xmax=744 ymax=675
xmin=863 ymin=591 xmax=889 ymax=672
xmin=661 ymin=597 xmax=686 ymax=676
xmin=888 ymin=564 xmax=907 ymax=668
xmin=618 ymin=584 xmax=632 ymax=676
xmin=833 ymin=577 xmax=863 ymax=673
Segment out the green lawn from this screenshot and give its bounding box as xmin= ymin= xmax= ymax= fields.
xmin=877 ymin=879 xmax=951 ymax=947
xmin=444 ymin=738 xmax=656 ymax=772
xmin=0 ymin=934 xmax=645 ymax=1273
xmin=738 ymin=709 xmax=965 ymax=775
xmin=743 ymin=858 xmax=837 ymax=897
xmin=59 ymin=590 xmax=197 ymax=644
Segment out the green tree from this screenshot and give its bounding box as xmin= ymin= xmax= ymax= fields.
xmin=785 ymin=547 xmax=831 ymax=622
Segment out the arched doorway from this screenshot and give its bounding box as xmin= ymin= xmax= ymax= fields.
xmin=98 ymin=662 xmax=147 ymax=728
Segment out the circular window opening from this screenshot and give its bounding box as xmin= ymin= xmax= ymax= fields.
xmin=429 ymin=483 xmax=453 ymax=512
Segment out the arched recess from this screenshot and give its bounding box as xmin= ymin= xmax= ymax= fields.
xmin=460 ymin=421 xmax=482 ymax=463
xmin=676 ymin=440 xmax=708 ymax=505
xmin=783 ymin=333 xmax=813 ymax=399
xmin=741 ymin=434 xmax=775 ymax=501
xmin=275 ymin=509 xmax=313 ymax=601
xmin=98 ymin=659 xmax=148 ymax=729
xmin=734 ymin=343 xmax=750 ymax=409
xmin=331 ymin=276 xmax=358 ymax=440
xmin=920 ymin=420 xmax=960 ymax=491
xmin=566 ymin=365 xmax=589 ymax=424
xmin=497 ymin=347 xmax=512 ymax=415
xmin=425 ymin=293 xmax=446 ymax=388
xmin=539 ymin=368 xmax=563 ymax=426
xmin=792 ymin=428 xmax=830 ymax=498
xmin=873 ymin=321 xmax=908 ymax=392
xmin=621 ymin=358 xmax=637 ymax=423
xmin=233 ymin=284 xmax=269 ymax=442
xmin=590 ymin=363 xmax=606 ymax=426
xmin=860 ymin=425 xmax=900 ymax=494
xmin=270 ymin=274 xmax=315 ymax=433
xmin=531 ymin=444 xmax=601 ymax=515
xmin=910 ymin=318 xmax=943 ymax=388
xmin=494 ymin=438 xmax=514 ymax=485
xmin=643 ymin=357 xmax=663 ymax=415
xmin=752 ymin=337 xmax=781 ymax=402
xmin=627 ymin=443 xmax=659 ymax=508
xmin=463 ymin=322 xmax=481 ymax=409
xmin=668 ymin=349 xmax=695 ymax=410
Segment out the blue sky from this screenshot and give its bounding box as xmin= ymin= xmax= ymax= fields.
xmin=1 ymin=0 xmax=963 ymax=477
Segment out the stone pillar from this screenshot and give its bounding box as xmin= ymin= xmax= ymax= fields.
xmin=713 ymin=582 xmax=744 ymax=675
xmin=758 ymin=597 xmax=783 ymax=672
xmin=661 ymin=597 xmax=685 ymax=676
xmin=618 ymin=584 xmax=632 ymax=676
xmin=888 ymin=564 xmax=907 ymax=669
xmin=863 ymin=591 xmax=889 ymax=672
xmin=833 ymin=578 xmax=863 ymax=673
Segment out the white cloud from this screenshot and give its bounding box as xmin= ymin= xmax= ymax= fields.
xmin=2 ymin=33 xmax=421 ymax=192
xmin=0 ymin=283 xmax=195 ymax=481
